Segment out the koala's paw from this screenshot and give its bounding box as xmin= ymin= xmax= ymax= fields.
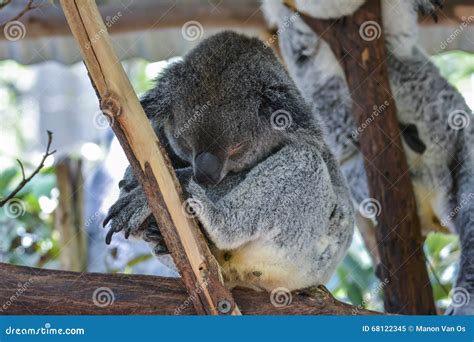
xmin=414 ymin=0 xmax=443 ymax=22
xmin=141 ymin=218 xmax=169 ymax=255
xmin=187 ymin=179 xmax=206 ymax=200
xmin=103 ymin=187 xmax=151 ymax=244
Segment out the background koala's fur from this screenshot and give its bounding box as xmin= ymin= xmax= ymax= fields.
xmin=104 ymin=31 xmax=354 ymax=292
xmin=263 ymin=0 xmax=474 ymax=313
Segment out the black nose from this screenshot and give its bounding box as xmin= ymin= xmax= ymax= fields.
xmin=194 ymin=152 xmax=222 ymax=185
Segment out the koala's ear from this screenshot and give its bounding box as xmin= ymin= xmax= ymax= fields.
xmin=139 ymin=61 xmax=184 ymax=121
xmin=139 ymin=61 xmax=189 ymax=169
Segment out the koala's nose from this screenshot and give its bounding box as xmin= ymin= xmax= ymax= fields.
xmin=194 ymin=152 xmax=223 ymax=185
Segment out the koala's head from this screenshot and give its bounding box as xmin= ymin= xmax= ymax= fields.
xmin=145 ymin=31 xmax=317 ymax=185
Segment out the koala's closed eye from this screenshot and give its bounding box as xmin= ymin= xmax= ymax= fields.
xmin=228 ymin=142 xmax=246 ymax=157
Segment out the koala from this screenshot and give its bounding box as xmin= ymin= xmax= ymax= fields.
xmin=103 ymin=31 xmax=354 ymax=292
xmin=262 ymin=0 xmax=474 ymax=313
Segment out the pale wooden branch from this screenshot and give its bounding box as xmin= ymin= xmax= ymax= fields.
xmin=0 ymin=263 xmax=382 ymax=315
xmin=0 ymin=130 xmax=55 ymax=207
xmin=59 ymin=0 xmax=239 ymax=315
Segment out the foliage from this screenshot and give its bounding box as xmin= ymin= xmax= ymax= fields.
xmin=0 ymin=164 xmax=59 ymax=269
xmin=0 ymin=60 xmax=60 ymax=269
xmin=433 ymin=51 xmax=474 ymax=86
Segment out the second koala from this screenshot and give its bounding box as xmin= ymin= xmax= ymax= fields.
xmin=104 ymin=31 xmax=354 ymax=292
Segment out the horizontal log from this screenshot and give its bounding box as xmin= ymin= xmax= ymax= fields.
xmin=0 ymin=263 xmax=381 ymax=315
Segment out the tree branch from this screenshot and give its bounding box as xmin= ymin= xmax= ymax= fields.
xmin=0 ymin=0 xmax=13 ymax=11
xmin=0 ymin=130 xmax=55 ymax=207
xmin=0 ymin=263 xmax=382 ymax=315
xmin=60 ymin=0 xmax=239 ymax=315
xmin=0 ymin=0 xmax=40 ymax=26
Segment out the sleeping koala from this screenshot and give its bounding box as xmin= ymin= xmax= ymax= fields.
xmin=103 ymin=31 xmax=354 ymax=292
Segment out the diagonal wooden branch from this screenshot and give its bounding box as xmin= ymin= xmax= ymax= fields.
xmin=0 ymin=130 xmax=55 ymax=207
xmin=59 ymin=0 xmax=239 ymax=315
xmin=0 ymin=263 xmax=382 ymax=315
xmin=284 ymin=0 xmax=436 ymax=314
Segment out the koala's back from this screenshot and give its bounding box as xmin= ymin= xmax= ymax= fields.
xmin=208 ymin=142 xmax=354 ymax=291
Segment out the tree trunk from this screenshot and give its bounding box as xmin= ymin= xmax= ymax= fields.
xmin=55 ymin=157 xmax=87 ymax=272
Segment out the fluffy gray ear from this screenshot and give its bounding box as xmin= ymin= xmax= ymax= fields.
xmin=139 ymin=60 xmax=188 ymax=168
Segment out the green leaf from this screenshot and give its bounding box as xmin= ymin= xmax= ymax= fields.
xmin=126 ymin=254 xmax=153 ymax=268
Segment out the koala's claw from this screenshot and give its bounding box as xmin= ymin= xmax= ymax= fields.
xmin=105 ymin=226 xmax=119 ymax=245
xmin=141 ymin=219 xmax=169 ymax=255
xmin=102 ymin=212 xmax=114 ymax=229
xmin=102 ymin=186 xmax=152 ymax=244
xmin=102 ymin=198 xmax=131 ymax=244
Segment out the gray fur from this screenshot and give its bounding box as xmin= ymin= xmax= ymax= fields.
xmin=263 ymin=0 xmax=473 ymax=313
xmin=104 ymin=31 xmax=354 ymax=291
